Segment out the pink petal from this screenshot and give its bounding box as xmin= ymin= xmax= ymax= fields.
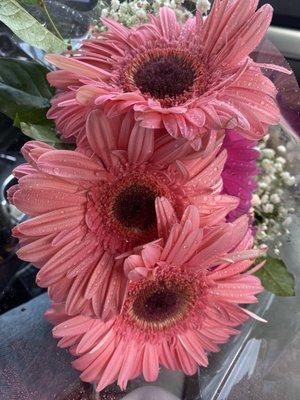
xmin=52 ymin=316 xmax=94 ymax=337
xmin=96 ymin=339 xmax=126 ymax=391
xmin=175 ymin=340 xmax=198 ymax=375
xmin=101 ymin=17 xmax=130 ymax=41
xmin=155 ymin=197 xmax=178 ymax=241
xmin=17 ymin=234 xmax=56 ymax=263
xmin=159 ymin=342 xmax=178 ymax=371
xmin=13 ymin=206 xmax=84 ymax=237
xmin=36 ymin=237 xmax=92 ymax=286
xmin=209 ymin=260 xmax=253 ymax=280
xmin=48 ymin=279 xmax=72 ymax=303
xmin=84 ymin=252 xmax=114 ymax=299
xmin=86 ymin=109 xmax=117 ymax=166
xmin=186 ymin=150 xmax=227 ymax=192
xmin=76 ymin=85 xmax=103 ymax=105
xmin=141 ymin=242 xmax=163 ymax=269
xmin=45 ymin=54 xmax=110 ymax=80
xmin=158 ymin=7 xmax=180 ymax=40
xmin=76 ymin=319 xmax=113 ymax=354
xmin=13 ymin=164 xmax=36 ymax=179
xmin=221 ymin=5 xmax=273 ymax=66
xmin=37 ymin=150 xmax=107 ymax=181
xmin=185 ymin=108 xmax=205 ymax=127
xmin=127 ymin=123 xmax=154 ymax=164
xmin=124 ymin=255 xmax=145 ymax=278
xmin=117 ymin=341 xmax=140 ymax=390
xmin=117 ymin=110 xmax=135 ymax=150
xmin=178 ymin=333 xmax=208 ymax=367
xmin=65 ymin=271 xmax=93 ymax=315
xmin=142 ymin=343 xmax=159 ymax=382
xmin=12 ymin=186 xmax=85 ymax=216
xmin=139 ymin=112 xmax=164 ymax=129
xmin=151 ymin=135 xmax=190 ymax=164
xmin=47 ymin=70 xmax=78 ymax=89
xmin=162 ymin=114 xmax=180 ymax=138
xmin=241 ymin=308 xmax=267 ymax=323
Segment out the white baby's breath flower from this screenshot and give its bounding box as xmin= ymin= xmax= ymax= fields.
xmin=196 ymin=0 xmax=211 ymax=14
xmin=270 ymin=194 xmax=281 ymax=204
xmin=277 ymin=145 xmax=287 ymax=154
xmin=251 ymin=194 xmax=261 ymax=207
xmin=276 ymin=188 xmax=284 ymax=195
xmin=136 ymin=8 xmax=147 ymax=19
xmin=253 ymin=131 xmax=297 ymax=253
xmin=261 ymin=148 xmax=275 ymax=158
xmin=274 ymin=162 xmax=283 ymax=172
xmin=101 ymin=8 xmax=109 ymax=17
xmin=261 ymin=194 xmax=269 ymax=204
xmin=262 ymin=203 xmax=274 ymax=213
xmin=261 ymin=158 xmax=276 ymax=173
xmin=258 ymin=181 xmax=268 ymax=190
xmin=276 ymin=156 xmax=286 ymax=165
xmin=281 ymin=172 xmax=296 ymax=186
xmin=111 ymin=0 xmax=120 ymax=11
xmin=262 ymin=175 xmax=272 ymax=185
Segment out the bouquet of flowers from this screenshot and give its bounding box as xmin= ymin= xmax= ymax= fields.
xmin=0 ymin=0 xmax=297 ymax=394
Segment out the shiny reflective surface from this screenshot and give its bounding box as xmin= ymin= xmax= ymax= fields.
xmin=198 ymin=215 xmax=300 ymax=400
xmin=196 ymin=126 xmax=300 ymax=400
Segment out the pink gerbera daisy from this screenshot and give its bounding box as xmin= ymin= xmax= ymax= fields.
xmin=9 ymin=111 xmax=238 ymax=320
xmin=221 ymin=129 xmax=260 ymax=220
xmin=46 ymin=1 xmax=288 ymax=147
xmin=46 ymin=199 xmax=265 ymax=392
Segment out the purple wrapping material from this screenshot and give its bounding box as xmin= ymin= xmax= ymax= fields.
xmin=221 ymin=130 xmax=260 ymax=221
xmin=121 ymin=387 xmax=180 ymax=400
xmin=252 ymin=38 xmax=300 ymax=137
xmin=221 ymin=38 xmax=300 ymax=221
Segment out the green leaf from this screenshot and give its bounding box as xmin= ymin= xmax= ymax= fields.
xmin=0 ymin=58 xmax=53 ymax=125
xmin=18 ymin=0 xmax=39 ymax=5
xmin=20 ymin=122 xmax=74 ymax=149
xmin=0 ymin=0 xmax=66 ymax=53
xmin=255 ymin=257 xmax=295 ymax=297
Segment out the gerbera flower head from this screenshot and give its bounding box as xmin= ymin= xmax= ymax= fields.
xmin=46 ymin=1 xmax=289 ymax=148
xmin=47 ymin=199 xmax=266 ymax=392
xmin=9 ymin=111 xmax=238 ymax=320
xmin=221 ymin=129 xmax=260 ymax=221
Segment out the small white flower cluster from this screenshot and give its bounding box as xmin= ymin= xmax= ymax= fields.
xmin=91 ymin=0 xmax=210 ymax=31
xmin=252 ymin=135 xmax=297 ymax=254
xmin=196 ymin=0 xmax=211 ymax=14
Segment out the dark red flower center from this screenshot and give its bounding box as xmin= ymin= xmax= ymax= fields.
xmin=120 ymin=48 xmax=206 ymax=107
xmin=104 ymin=172 xmax=167 ymax=247
xmin=128 ymin=273 xmax=198 ymax=331
xmin=112 ymin=183 xmax=157 ymax=232
xmin=133 ymin=283 xmax=182 ymax=323
xmin=134 ymin=55 xmax=196 ymax=100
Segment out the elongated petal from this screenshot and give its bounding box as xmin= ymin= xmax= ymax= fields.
xmin=127 ymin=123 xmax=154 ymax=164
xmin=86 ymin=109 xmax=117 ymax=167
xmin=13 ymin=206 xmax=84 ymax=237
xmin=143 ymin=343 xmax=159 ymax=382
xmin=37 ymin=150 xmax=107 ymax=181
xmin=155 ymin=197 xmax=178 ymax=241
xmin=45 ymin=54 xmax=110 ymax=80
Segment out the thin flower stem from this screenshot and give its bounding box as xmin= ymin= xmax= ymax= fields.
xmin=39 ymin=0 xmax=64 ymax=41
